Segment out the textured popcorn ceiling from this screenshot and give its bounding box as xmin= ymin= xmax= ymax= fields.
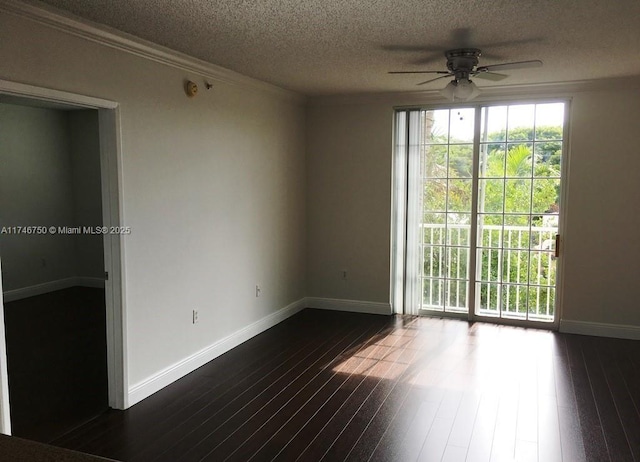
xmin=36 ymin=0 xmax=640 ymax=96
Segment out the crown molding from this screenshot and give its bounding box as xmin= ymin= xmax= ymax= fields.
xmin=308 ymin=76 xmax=640 ymax=106
xmin=0 ymin=0 xmax=306 ymax=104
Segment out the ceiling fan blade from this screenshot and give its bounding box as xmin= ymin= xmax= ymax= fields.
xmin=417 ymin=75 xmax=452 ymax=86
xmin=474 ymin=72 xmax=508 ymax=81
xmin=478 ymin=60 xmax=543 ymax=72
xmin=388 ymin=70 xmax=450 ymax=75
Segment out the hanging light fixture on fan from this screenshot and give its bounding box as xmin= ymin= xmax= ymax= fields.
xmin=440 ymin=77 xmax=481 ymax=101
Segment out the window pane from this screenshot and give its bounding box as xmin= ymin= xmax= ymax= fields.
xmin=447 ymin=221 xmax=470 ymax=246
xmin=478 ymin=248 xmax=500 ymax=282
xmin=481 ymin=106 xmax=507 ymax=142
xmin=444 ymin=278 xmax=467 ymax=312
xmin=449 ymin=108 xmax=475 ymax=143
xmin=506 ymin=144 xmax=533 ymax=177
xmin=532 ymin=179 xmax=560 ymax=214
xmin=478 ymin=179 xmax=504 ymax=213
xmin=504 ymin=179 xmax=532 ymax=213
xmin=478 ymin=218 xmax=502 ymax=249
xmin=423 ymin=246 xmax=444 ymax=277
xmin=534 ymin=142 xmax=562 ymax=177
xmin=502 ymin=221 xmax=531 ymax=249
xmin=423 ymin=278 xmax=443 ymax=309
xmin=480 ymin=144 xmax=506 ymax=178
xmin=502 ymin=285 xmax=528 ymax=316
xmin=423 ymin=221 xmax=445 ymax=245
xmin=504 ymin=214 xmax=530 ymax=227
xmin=448 ymin=144 xmax=473 ymax=178
xmin=507 ymin=105 xmax=535 ymax=141
xmin=446 ymin=247 xmax=469 ymax=281
xmin=502 ymin=250 xmax=529 ymax=283
xmin=425 ymin=110 xmax=450 ymax=144
xmin=447 ymin=179 xmax=472 ymax=212
xmin=535 ymin=103 xmax=564 ymax=140
xmin=477 ymin=282 xmax=500 ymax=313
xmin=423 ymin=211 xmax=446 ymax=224
xmin=424 ymin=179 xmax=447 ymax=211
xmin=424 ymin=144 xmax=448 ymax=178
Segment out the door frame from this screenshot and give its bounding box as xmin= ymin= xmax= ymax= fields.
xmin=0 ymin=79 xmax=128 ymax=434
xmin=392 ymin=98 xmax=571 ymax=331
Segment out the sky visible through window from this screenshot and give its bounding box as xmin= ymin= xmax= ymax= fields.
xmin=431 ymin=103 xmax=565 ymax=140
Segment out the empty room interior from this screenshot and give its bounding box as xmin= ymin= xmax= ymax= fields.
xmin=0 ymin=0 xmax=639 ymax=461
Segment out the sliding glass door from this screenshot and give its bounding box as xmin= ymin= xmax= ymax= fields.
xmin=394 ymin=102 xmax=566 ymax=325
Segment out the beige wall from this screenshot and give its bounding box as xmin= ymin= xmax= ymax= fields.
xmin=0 ymin=105 xmax=104 ymax=292
xmin=306 ymin=87 xmax=640 ymax=329
xmin=0 ymin=104 xmax=77 ymax=290
xmin=561 ymin=90 xmax=640 ymax=327
xmin=0 ymin=11 xmax=307 ymax=387
xmin=306 ymin=104 xmax=393 ymax=303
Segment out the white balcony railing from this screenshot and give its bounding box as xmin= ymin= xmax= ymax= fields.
xmin=420 ymin=223 xmax=557 ymax=321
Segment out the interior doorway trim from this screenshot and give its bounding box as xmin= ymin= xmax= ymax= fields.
xmin=0 ymin=79 xmax=128 ymax=434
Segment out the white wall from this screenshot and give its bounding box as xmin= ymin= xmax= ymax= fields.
xmin=306 ymin=86 xmax=640 ymax=333
xmin=0 ymin=8 xmax=306 ymax=392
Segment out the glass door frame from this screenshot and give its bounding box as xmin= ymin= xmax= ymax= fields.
xmin=391 ymin=98 xmax=571 ymax=331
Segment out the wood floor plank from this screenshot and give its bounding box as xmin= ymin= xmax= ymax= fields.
xmin=268 ymin=323 xmax=401 ymax=462
xmin=598 ymin=339 xmax=640 ymax=461
xmin=88 ymin=313 xmax=339 ymax=460
xmin=489 ymin=389 xmax=518 ymax=462
xmin=553 ymin=342 xmax=587 ymax=462
xmin=57 ymin=310 xmax=322 ymax=455
xmin=582 ymin=337 xmax=634 ymax=462
xmin=232 ymin=319 xmax=393 ymax=462
xmin=465 ymin=392 xmax=500 ymax=462
xmin=40 ymin=310 xmax=640 ymax=462
xmin=337 ymin=325 xmax=429 ymax=462
xmin=538 ymin=396 xmax=563 ymax=462
xmin=295 ymin=319 xmax=412 ymax=461
xmin=153 ymin=318 xmax=369 ymax=462
xmin=565 ymin=335 xmax=610 ymax=462
xmin=200 ymin=319 xmax=390 ymax=461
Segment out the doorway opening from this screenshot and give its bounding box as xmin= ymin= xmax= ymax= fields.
xmin=392 ymin=101 xmax=568 ymax=328
xmin=0 ymin=80 xmax=126 ymax=439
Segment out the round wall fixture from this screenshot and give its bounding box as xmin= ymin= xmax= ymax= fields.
xmin=185 ymin=80 xmax=198 ymax=97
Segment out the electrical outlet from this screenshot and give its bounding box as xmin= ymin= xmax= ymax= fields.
xmin=256 ymin=285 xmax=261 ymax=297
xmin=341 ymin=269 xmax=348 ymax=280
xmin=192 ymin=309 xmax=199 ymax=324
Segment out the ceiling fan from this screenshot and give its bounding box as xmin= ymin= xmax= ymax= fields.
xmin=389 ymin=48 xmax=543 ymax=100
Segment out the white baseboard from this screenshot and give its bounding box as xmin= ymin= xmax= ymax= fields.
xmin=304 ymin=297 xmax=392 ymax=315
xmin=2 ymin=276 xmax=105 ymax=302
xmin=127 ymin=298 xmax=307 ymax=407
xmin=560 ymin=319 xmax=640 ymax=340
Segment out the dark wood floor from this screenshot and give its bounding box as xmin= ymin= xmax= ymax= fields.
xmin=4 ymin=287 xmax=109 ymax=443
xmin=49 ymin=308 xmax=640 ymax=462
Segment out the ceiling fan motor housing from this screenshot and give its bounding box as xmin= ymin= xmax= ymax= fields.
xmin=445 ymin=48 xmax=481 ymax=81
